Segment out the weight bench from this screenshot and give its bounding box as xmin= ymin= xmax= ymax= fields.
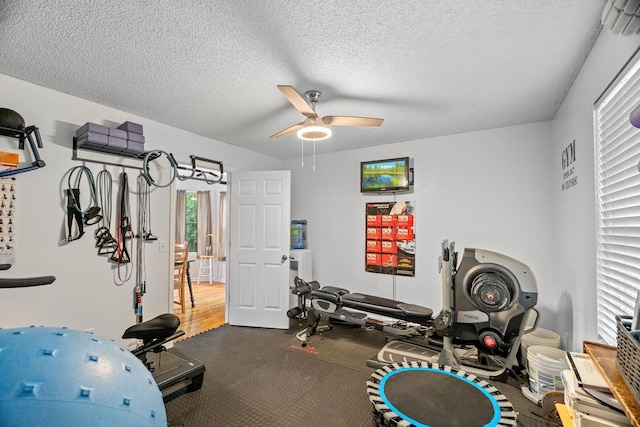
xmin=290 ymin=278 xmax=434 ymax=344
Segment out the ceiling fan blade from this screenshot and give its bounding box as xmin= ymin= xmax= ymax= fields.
xmin=270 ymin=122 xmax=305 ymax=138
xmin=277 ymin=85 xmax=316 ymax=118
xmin=323 ymin=116 xmax=384 ymax=127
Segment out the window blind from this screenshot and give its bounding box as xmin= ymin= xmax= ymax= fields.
xmin=595 ymin=50 xmax=640 ymax=345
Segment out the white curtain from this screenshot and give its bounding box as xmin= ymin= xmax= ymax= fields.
xmin=196 ymin=191 xmax=212 ymax=258
xmin=175 ymin=190 xmax=186 ymax=245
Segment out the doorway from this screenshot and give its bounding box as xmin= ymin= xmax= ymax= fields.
xmin=175 ymin=178 xmax=227 ymax=339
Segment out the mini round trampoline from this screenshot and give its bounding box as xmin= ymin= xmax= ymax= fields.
xmin=366 ymin=361 xmax=516 ymax=427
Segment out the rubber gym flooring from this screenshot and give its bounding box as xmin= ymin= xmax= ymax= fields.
xmin=164 ymin=321 xmax=555 ymax=426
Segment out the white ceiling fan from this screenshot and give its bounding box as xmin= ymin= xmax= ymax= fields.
xmin=270 ymin=85 xmax=384 ymax=141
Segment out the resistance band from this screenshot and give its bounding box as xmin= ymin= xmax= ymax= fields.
xmin=95 ymin=169 xmax=117 ymax=255
xmin=111 ymin=171 xmax=134 ymax=282
xmin=65 ymin=165 xmax=102 ymax=242
xmin=135 ymin=174 xmax=149 ymax=322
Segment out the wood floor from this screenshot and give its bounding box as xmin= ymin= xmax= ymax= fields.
xmin=175 ymin=280 xmax=226 ymax=341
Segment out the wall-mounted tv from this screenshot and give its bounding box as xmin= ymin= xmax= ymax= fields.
xmin=361 ymin=157 xmax=411 ymax=193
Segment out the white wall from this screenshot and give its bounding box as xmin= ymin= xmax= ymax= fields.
xmin=551 ymin=32 xmax=640 ymax=351
xmin=3 ymin=27 xmax=638 ymax=354
xmin=0 ymin=74 xmax=282 ymax=347
xmin=285 ymin=31 xmax=640 ymax=353
xmin=285 ymin=122 xmax=555 ymax=318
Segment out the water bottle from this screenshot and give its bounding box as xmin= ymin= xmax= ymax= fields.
xmin=291 ymin=220 xmax=307 ymax=249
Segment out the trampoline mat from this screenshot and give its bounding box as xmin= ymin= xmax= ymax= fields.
xmin=367 ymin=361 xmax=516 ymax=427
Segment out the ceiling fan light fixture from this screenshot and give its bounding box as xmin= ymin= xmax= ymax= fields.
xmin=297 ymin=125 xmax=332 ymax=141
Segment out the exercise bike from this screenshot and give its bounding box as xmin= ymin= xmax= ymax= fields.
xmin=288 ymin=239 xmax=539 ymax=380
xmin=0 ymin=273 xmax=205 ymax=398
xmin=122 ymin=313 xmax=205 ymax=397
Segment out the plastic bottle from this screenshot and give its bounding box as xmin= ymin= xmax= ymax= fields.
xmin=291 ymin=220 xmax=307 ymax=249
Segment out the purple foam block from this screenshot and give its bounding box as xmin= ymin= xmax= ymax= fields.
xmin=630 ymin=104 xmax=640 ymax=129
xmin=105 ymin=136 xmax=127 ymax=152
xmin=108 ymin=127 xmax=127 ymax=140
xmin=76 ymin=122 xmax=109 ymax=137
xmin=117 ymin=121 xmax=143 ymax=135
xmin=127 ymin=132 xmax=145 ymax=144
xmin=76 ymin=131 xmax=108 ymax=149
xmin=124 ymin=140 xmax=145 ymax=154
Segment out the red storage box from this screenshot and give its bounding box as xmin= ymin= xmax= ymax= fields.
xmin=397 ymin=214 xmax=414 ymax=227
xmin=366 ymin=253 xmax=381 ymax=266
xmin=381 ymin=241 xmax=396 ymax=253
xmin=380 ymin=227 xmax=396 ymax=240
xmin=381 ymin=215 xmax=397 ymax=227
xmin=367 ymin=215 xmax=381 ymax=226
xmin=366 ymin=227 xmax=381 ymax=239
xmin=396 ymin=228 xmax=414 ymax=241
xmin=366 ymin=240 xmax=381 ymax=253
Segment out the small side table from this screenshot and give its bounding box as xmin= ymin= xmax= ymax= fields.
xmin=197 ymin=255 xmax=215 ymax=283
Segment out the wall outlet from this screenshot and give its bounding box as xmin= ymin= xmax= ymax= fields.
xmin=159 ymin=240 xmax=167 ymax=253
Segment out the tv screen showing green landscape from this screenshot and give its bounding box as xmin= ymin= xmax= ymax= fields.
xmin=360 ymin=157 xmax=410 ymax=192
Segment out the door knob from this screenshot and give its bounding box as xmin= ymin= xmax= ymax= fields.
xmin=281 ymin=254 xmax=288 ymax=263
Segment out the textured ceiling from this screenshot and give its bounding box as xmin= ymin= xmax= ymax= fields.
xmin=0 ymin=1 xmax=605 ymax=159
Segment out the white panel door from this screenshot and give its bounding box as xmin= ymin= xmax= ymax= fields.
xmin=228 ymin=170 xmax=291 ymax=328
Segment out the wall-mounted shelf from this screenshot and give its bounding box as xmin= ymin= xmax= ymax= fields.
xmin=72 ymin=137 xmax=157 ymax=171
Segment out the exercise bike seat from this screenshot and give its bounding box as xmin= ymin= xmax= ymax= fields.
xmin=122 ymin=313 xmax=180 ymax=343
xmin=340 ymin=293 xmax=433 ymax=324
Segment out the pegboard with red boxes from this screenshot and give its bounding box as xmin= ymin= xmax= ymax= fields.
xmin=365 ymin=201 xmax=415 ymax=276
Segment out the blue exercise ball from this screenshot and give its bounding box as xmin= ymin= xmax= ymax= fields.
xmin=0 ymin=326 xmax=167 ymax=427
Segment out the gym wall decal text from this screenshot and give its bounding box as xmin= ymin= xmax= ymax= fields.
xmin=561 ymin=139 xmax=577 ymax=191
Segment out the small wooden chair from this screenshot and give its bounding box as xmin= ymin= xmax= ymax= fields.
xmin=174 ymin=242 xmax=189 ymax=313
